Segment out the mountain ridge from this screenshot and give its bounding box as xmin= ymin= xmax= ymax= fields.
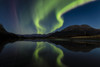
xmin=0 ymin=24 xmax=100 ymax=38
xmin=0 ymin=24 xmax=18 ymax=39
xmin=49 ymin=24 xmax=100 ymax=38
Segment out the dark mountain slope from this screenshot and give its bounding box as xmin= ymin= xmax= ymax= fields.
xmin=49 ymin=24 xmax=100 ymax=38
xmin=0 ymin=24 xmax=18 ymax=39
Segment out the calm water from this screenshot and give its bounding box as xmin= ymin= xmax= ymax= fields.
xmin=0 ymin=40 xmax=100 ymax=67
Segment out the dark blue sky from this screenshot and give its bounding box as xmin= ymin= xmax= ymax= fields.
xmin=0 ymin=0 xmax=100 ymax=34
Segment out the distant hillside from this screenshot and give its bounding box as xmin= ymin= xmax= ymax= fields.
xmin=62 ymin=24 xmax=95 ymax=32
xmin=49 ymin=24 xmax=100 ymax=38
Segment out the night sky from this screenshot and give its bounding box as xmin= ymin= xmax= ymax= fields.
xmin=0 ymin=0 xmax=99 ymax=34
xmin=61 ymin=0 xmax=100 ymax=30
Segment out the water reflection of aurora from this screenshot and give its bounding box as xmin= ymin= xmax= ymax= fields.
xmin=33 ymin=42 xmax=66 ymax=67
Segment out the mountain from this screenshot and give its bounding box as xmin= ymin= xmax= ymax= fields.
xmin=0 ymin=24 xmax=18 ymax=39
xmin=62 ymin=24 xmax=94 ymax=31
xmin=49 ymin=24 xmax=100 ymax=38
xmin=0 ymin=24 xmax=100 ymax=39
xmin=0 ymin=24 xmax=8 ymax=33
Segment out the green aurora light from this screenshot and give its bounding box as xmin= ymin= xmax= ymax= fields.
xmin=32 ymin=0 xmax=94 ymax=34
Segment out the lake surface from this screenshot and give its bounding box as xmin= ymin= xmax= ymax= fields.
xmin=0 ymin=40 xmax=100 ymax=67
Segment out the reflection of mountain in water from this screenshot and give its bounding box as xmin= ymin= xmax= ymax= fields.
xmin=0 ymin=39 xmax=100 ymax=67
xmin=0 ymin=39 xmax=100 ymax=53
xmin=49 ymin=40 xmax=100 ymax=52
xmin=0 ymin=39 xmax=18 ymax=53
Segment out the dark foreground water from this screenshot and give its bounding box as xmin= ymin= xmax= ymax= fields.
xmin=0 ymin=40 xmax=100 ymax=67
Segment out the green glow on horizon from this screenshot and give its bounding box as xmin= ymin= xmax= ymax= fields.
xmin=31 ymin=0 xmax=94 ymax=34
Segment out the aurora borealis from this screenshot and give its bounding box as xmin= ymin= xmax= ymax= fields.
xmin=31 ymin=0 xmax=94 ymax=34
xmin=0 ymin=0 xmax=98 ymax=34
